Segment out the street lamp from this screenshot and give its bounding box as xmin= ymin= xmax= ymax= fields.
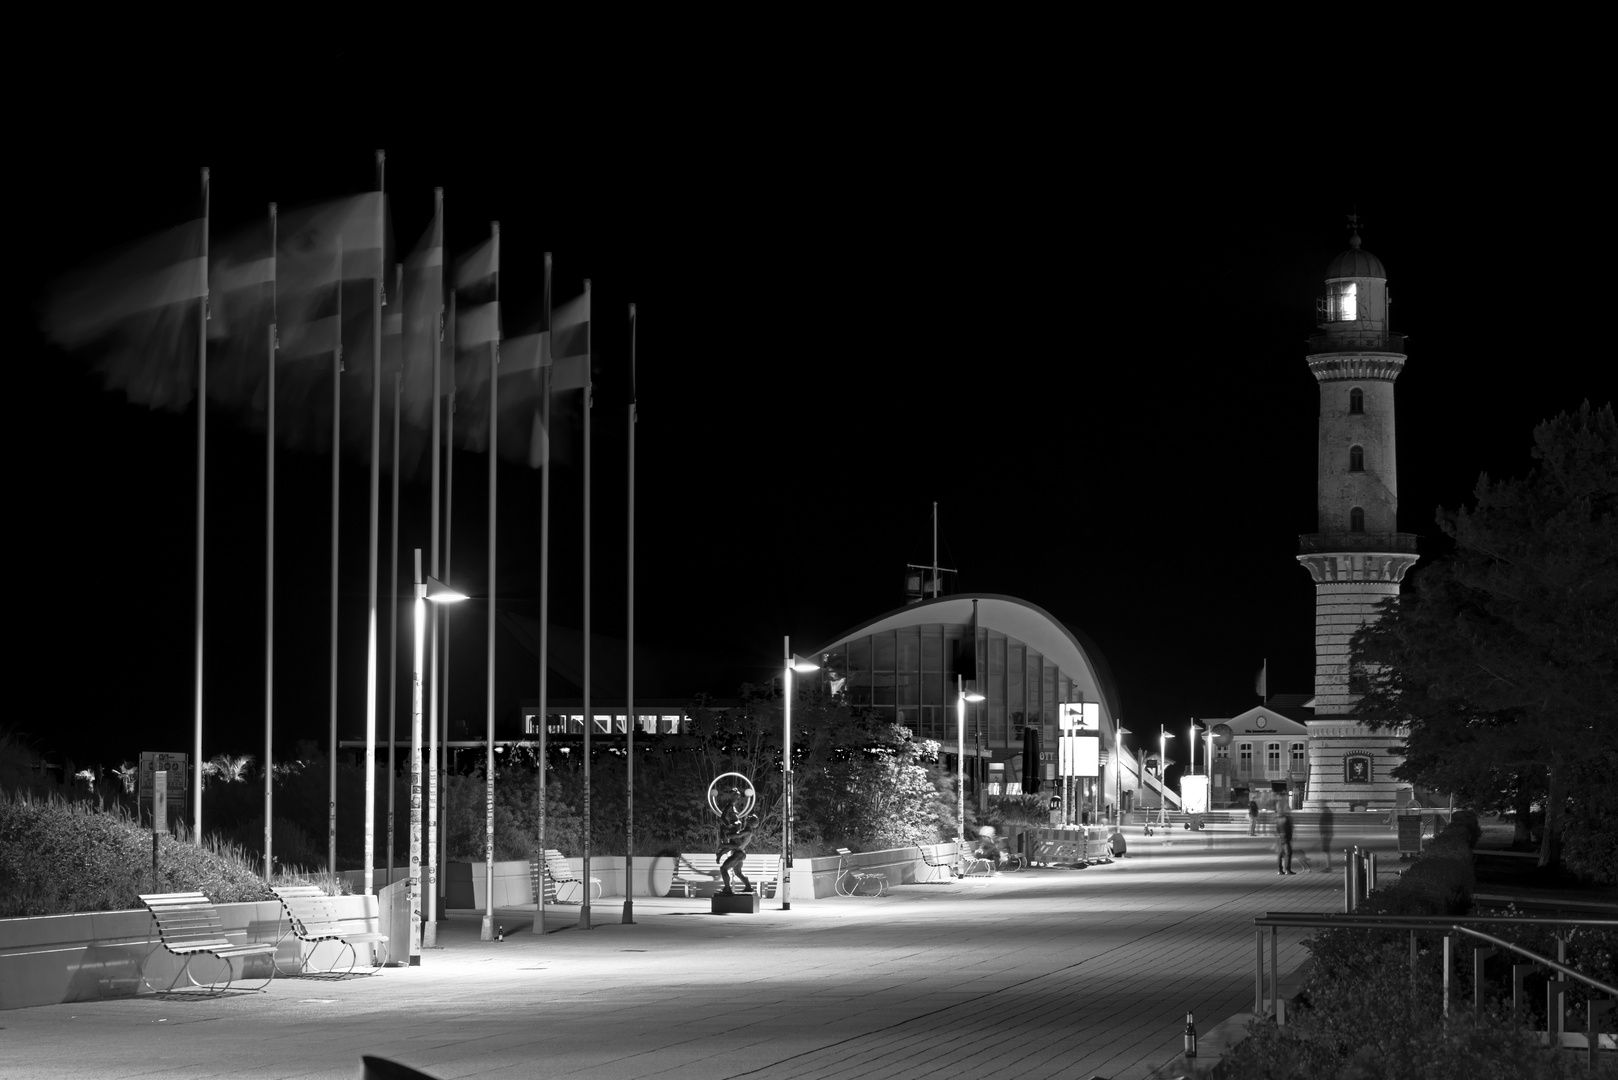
xmin=956 ymin=675 xmax=985 ymax=845
xmin=1114 ymin=723 xmax=1130 ymax=825
xmin=781 ymin=637 xmax=819 ymax=911
xmin=407 ymin=549 xmax=466 ymax=966
xmin=1159 ymin=724 xmax=1175 ymax=829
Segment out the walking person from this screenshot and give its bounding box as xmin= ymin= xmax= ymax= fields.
xmin=1318 ymin=804 xmax=1335 ymax=871
xmin=1247 ymin=798 xmax=1258 ymax=836
xmin=1276 ymin=807 xmax=1295 ymax=875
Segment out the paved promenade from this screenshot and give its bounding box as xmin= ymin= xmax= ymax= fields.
xmin=2 ymin=823 xmax=1396 ymax=1080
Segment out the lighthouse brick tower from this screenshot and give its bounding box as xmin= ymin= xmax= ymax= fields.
xmin=1298 ymin=218 xmax=1419 ymax=810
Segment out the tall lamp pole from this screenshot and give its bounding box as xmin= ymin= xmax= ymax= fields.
xmin=1159 ymin=724 xmax=1175 ymax=828
xmin=1115 ymin=723 xmax=1130 ymax=825
xmin=408 ymin=552 xmax=466 ymax=965
xmin=781 ymin=638 xmax=818 ymax=911
xmin=956 ymin=675 xmax=984 ymax=844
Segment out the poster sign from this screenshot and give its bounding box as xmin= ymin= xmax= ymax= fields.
xmin=1058 ymin=702 xmax=1099 ymax=731
xmin=1060 ymin=734 xmax=1099 ymax=777
xmin=139 ymin=752 xmax=187 ymax=808
xmin=1180 ymin=774 xmax=1208 ymax=814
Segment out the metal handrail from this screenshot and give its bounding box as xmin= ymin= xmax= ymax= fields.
xmin=1252 ymin=911 xmax=1618 ymax=1024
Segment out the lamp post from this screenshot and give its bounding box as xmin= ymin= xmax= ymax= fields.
xmin=408 ymin=550 xmax=467 ymax=966
xmin=1115 ymin=723 xmax=1130 ymax=825
xmin=781 ymin=637 xmax=818 ymax=911
xmin=1159 ymin=724 xmax=1175 ymax=828
xmin=956 ymin=675 xmax=984 ymax=844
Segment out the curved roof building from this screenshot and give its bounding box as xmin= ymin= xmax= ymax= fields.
xmin=809 ymin=594 xmax=1127 ymax=805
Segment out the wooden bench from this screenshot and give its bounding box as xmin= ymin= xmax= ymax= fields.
xmin=835 ymin=849 xmax=888 ymax=896
xmin=670 ymin=853 xmax=780 ymax=898
xmin=270 ymin=885 xmax=389 ymax=976
xmin=537 ymin=849 xmax=601 ymax=904
xmin=138 ymin=891 xmax=277 ymax=995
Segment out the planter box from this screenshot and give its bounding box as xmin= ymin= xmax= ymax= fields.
xmin=0 ymin=894 xmax=380 ymax=1011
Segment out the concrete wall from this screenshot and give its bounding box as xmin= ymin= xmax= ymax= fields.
xmin=0 ymin=894 xmax=381 ymax=1011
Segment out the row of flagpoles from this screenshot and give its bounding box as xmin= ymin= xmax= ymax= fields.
xmin=43 ymin=155 xmax=620 ymax=953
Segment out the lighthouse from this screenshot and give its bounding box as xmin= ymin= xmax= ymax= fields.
xmin=1297 ymin=217 xmax=1419 ymax=811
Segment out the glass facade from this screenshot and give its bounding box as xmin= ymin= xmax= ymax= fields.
xmin=817 ymin=621 xmax=1095 ymax=759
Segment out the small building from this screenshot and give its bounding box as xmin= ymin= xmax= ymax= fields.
xmin=1207 ymin=700 xmax=1312 ymax=809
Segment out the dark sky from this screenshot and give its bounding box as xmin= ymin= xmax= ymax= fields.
xmin=15 ymin=73 xmax=1603 ymax=771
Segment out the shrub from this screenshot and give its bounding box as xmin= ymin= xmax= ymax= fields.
xmin=0 ymin=789 xmax=276 ymax=917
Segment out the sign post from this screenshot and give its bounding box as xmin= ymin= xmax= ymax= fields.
xmin=139 ymin=752 xmax=188 ymax=830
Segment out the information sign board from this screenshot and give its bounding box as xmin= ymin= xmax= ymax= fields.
xmin=139 ymin=752 xmax=187 ymax=808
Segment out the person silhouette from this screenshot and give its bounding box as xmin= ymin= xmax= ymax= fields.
xmin=1318 ymin=805 xmax=1336 ymax=871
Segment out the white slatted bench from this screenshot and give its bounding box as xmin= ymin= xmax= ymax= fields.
xmin=917 ymin=842 xmax=960 ymax=882
xmin=138 ymin=891 xmax=276 ymax=995
xmin=270 ymin=885 xmax=388 ymax=975
xmin=539 ymin=849 xmax=601 ymax=904
xmin=671 ymin=853 xmax=780 ymax=897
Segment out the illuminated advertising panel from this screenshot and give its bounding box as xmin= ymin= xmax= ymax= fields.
xmin=1058 ymin=702 xmax=1099 ymax=731
xmin=1059 ymin=734 xmax=1100 ymax=777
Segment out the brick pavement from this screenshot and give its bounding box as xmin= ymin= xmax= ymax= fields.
xmin=0 ymin=823 xmax=1394 ymax=1080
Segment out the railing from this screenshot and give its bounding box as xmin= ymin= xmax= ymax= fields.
xmin=1297 ymin=532 xmax=1420 ymax=554
xmin=1307 ymin=329 xmax=1406 ymax=353
xmin=1252 ymin=911 xmax=1618 ymax=1065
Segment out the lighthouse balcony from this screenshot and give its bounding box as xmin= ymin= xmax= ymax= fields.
xmin=1306 ymin=329 xmax=1405 ymax=354
xmin=1298 ymin=532 xmax=1419 ymax=554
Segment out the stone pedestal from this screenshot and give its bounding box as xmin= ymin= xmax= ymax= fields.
xmin=711 ymin=891 xmax=760 ymax=914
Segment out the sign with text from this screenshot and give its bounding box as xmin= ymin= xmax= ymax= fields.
xmin=1058 ymin=702 xmax=1099 ymax=731
xmin=1060 ymin=733 xmax=1099 ymax=777
xmin=139 ymin=752 xmax=187 ymax=807
xmin=153 ymin=771 xmax=168 ymax=833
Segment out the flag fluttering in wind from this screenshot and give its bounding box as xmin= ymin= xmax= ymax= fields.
xmin=1255 ymin=659 xmax=1267 ymax=701
xmin=204 ymin=193 xmax=392 ymax=453
xmin=42 ymin=219 xmax=208 ymax=410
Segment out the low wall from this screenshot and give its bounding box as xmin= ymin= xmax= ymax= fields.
xmin=790 ymin=843 xmax=961 ymax=900
xmin=443 ymin=846 xmax=964 ymax=905
xmin=0 ymin=894 xmax=381 ymax=1011
xmin=445 ymin=858 xmax=673 ymax=907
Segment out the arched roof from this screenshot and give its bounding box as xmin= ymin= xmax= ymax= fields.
xmin=811 ymin=594 xmax=1123 ymax=727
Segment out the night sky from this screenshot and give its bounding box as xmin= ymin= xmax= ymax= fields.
xmin=16 ymin=79 xmax=1603 ymax=773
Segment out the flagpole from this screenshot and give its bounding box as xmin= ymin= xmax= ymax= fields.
xmin=194 ymin=166 xmax=209 ymax=844
xmin=264 ymin=200 xmax=277 ymax=881
xmin=580 ymin=277 xmax=593 ymax=932
xmin=329 ymin=234 xmax=343 ymax=879
xmin=533 ymin=252 xmax=552 ymax=935
xmin=364 ymin=150 xmax=385 ymax=897
xmin=622 ymin=301 xmax=637 ymax=925
xmin=387 ymin=364 xmax=400 ymax=887
xmin=425 ymin=192 xmax=445 ymax=949
xmin=408 ymin=547 xmax=424 ymax=965
xmin=437 ymin=304 xmax=455 ymax=929
xmin=482 ymin=221 xmax=500 ymax=943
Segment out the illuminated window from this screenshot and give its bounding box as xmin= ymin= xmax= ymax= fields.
xmin=1238 ymin=742 xmax=1253 ymax=776
xmin=1267 ymin=743 xmax=1282 ymax=774
xmin=1291 ymin=743 xmax=1306 ymax=771
xmin=1349 ymin=388 xmax=1364 ymax=414
xmin=1327 ymin=281 xmax=1358 ymax=321
xmin=1350 ymin=507 xmax=1365 ymax=532
xmin=1349 ymin=445 xmax=1364 ymax=472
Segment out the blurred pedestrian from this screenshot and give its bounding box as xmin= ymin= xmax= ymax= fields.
xmin=1318 ymin=805 xmax=1335 ymax=870
xmin=1247 ymin=799 xmax=1258 ymax=836
xmin=1276 ymin=808 xmax=1295 ymax=875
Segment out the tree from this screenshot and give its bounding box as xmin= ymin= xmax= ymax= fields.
xmin=1351 ymin=402 xmax=1618 ymax=878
